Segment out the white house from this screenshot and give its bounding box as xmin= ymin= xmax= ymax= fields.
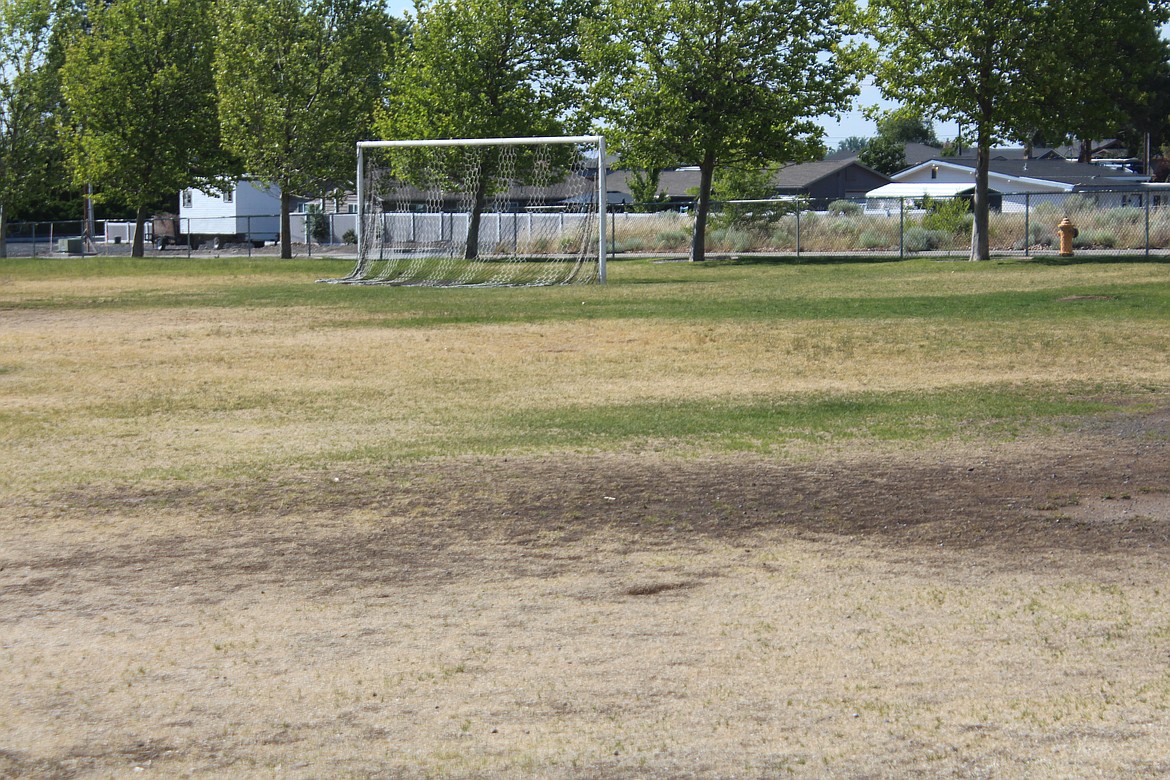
xmin=178 ymin=180 xmax=282 ymax=246
xmin=867 ymin=159 xmax=1151 ymax=213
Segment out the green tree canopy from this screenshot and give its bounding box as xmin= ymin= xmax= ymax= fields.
xmin=59 ymin=0 xmax=229 ymax=257
xmin=835 ymin=136 xmax=869 ymax=154
xmin=857 ymin=134 xmax=907 ymax=176
xmin=874 ymin=106 xmax=939 ymax=147
xmin=376 ymin=0 xmax=588 ymax=259
xmin=214 ymin=0 xmax=397 ymax=258
xmin=584 ymin=0 xmax=856 ymax=262
xmin=0 ymin=0 xmax=75 ymax=256
xmin=1031 ymin=0 xmax=1170 ymax=162
xmin=858 ymin=0 xmax=1170 ymax=260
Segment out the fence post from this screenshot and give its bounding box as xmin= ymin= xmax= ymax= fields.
xmin=795 ymin=208 xmax=801 ymax=257
xmin=1146 ymin=192 xmax=1152 ymax=257
xmin=899 ymin=198 xmax=905 ymax=259
xmin=1024 ymin=193 xmax=1030 ymax=257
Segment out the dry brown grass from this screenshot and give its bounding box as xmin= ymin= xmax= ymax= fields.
xmin=4 ymin=299 xmax=1168 ymax=492
xmin=3 ymin=445 xmax=1170 ymax=779
xmin=2 ymin=264 xmax=1170 ymax=777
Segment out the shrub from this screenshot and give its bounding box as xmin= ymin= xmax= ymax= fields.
xmin=1028 ymin=223 xmax=1052 ymax=247
xmin=830 ymin=217 xmax=859 ymax=234
xmin=709 ymin=226 xmax=757 ymax=252
xmin=860 ymin=229 xmax=890 ymax=249
xmin=1074 ymin=229 xmax=1116 ymax=248
xmin=306 ymin=211 xmax=330 ymax=243
xmin=769 ymin=224 xmax=795 ymax=249
xmin=903 ymin=226 xmax=947 ymax=252
xmin=654 ymin=229 xmax=691 ymax=251
xmin=342 ymin=229 xmax=357 ymax=244
xmin=826 ymin=199 xmax=862 ymax=216
xmin=614 ymin=236 xmax=647 ymax=252
xmin=1062 ymin=194 xmax=1096 ymax=215
xmin=921 ymin=196 xmax=972 ymax=234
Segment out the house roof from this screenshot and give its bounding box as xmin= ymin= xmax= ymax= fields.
xmin=866 ymin=181 xmax=981 ymax=199
xmin=605 ymin=168 xmax=699 ymax=199
xmin=946 ymin=146 xmax=1066 ymax=161
xmin=983 ymin=159 xmax=1147 ymax=186
xmin=771 ymin=158 xmax=885 ymax=188
xmin=893 ymin=158 xmax=1148 ymax=191
xmin=825 ymin=143 xmax=943 ymax=166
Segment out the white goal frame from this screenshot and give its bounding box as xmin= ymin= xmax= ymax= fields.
xmin=355 ymin=135 xmax=607 ymax=284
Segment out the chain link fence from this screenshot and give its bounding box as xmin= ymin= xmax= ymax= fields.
xmin=0 ymin=212 xmax=360 ymax=258
xmin=607 ymin=191 xmax=1170 ymax=257
xmin=5 ymin=191 xmax=1170 ymax=259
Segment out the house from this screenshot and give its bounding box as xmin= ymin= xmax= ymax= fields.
xmin=866 ymin=158 xmax=1151 ymax=212
xmin=606 ymin=159 xmax=890 ymax=209
xmin=770 ymin=159 xmax=890 ymax=205
xmin=179 ymin=180 xmax=281 ymax=245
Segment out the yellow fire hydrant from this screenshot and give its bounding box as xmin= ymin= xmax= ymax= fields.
xmin=1057 ymin=217 xmax=1078 ymax=256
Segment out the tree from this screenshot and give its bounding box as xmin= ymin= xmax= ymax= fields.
xmin=0 ymin=0 xmax=74 ymax=257
xmin=1032 ymin=0 xmax=1170 ymax=163
xmin=377 ymin=0 xmax=587 ymax=259
xmin=710 ymin=161 xmax=789 ymax=229
xmin=59 ymin=0 xmax=229 ymax=257
xmin=874 ymin=106 xmax=939 ymax=146
xmin=1115 ymin=39 xmax=1170 ymax=166
xmin=835 ymin=136 xmax=869 ymax=154
xmin=626 ymin=169 xmax=670 ymax=211
xmin=214 ymin=0 xmax=397 ymax=259
xmin=856 ymin=107 xmax=936 ymax=174
xmin=857 ymin=135 xmax=907 ymax=175
xmin=584 ymin=0 xmax=855 ymax=263
xmin=859 ymin=0 xmax=1170 ymax=261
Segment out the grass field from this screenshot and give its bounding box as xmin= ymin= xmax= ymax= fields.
xmin=2 ymin=255 xmax=1169 ymax=778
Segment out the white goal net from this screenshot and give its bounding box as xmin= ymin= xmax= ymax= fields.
xmin=322 ymin=135 xmax=607 ymax=287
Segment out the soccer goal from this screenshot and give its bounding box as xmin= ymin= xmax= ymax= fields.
xmin=321 ymin=135 xmax=607 ymax=287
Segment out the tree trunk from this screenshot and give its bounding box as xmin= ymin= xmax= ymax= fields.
xmin=132 ymin=204 xmax=147 ymax=258
xmin=970 ymin=128 xmax=991 ymax=261
xmin=0 ymin=204 xmax=7 ymax=259
xmin=1078 ymin=137 xmax=1093 ymax=164
xmin=280 ymin=190 xmax=292 ymax=259
xmin=689 ymin=149 xmax=716 ymax=263
xmin=465 ymin=167 xmax=489 ymax=260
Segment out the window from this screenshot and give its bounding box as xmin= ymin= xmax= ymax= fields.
xmin=182 ymin=190 xmax=193 ymax=209
xmin=223 ymin=188 xmax=234 ymax=204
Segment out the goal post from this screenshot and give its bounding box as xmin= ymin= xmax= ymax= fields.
xmin=323 ymin=135 xmax=607 ymax=287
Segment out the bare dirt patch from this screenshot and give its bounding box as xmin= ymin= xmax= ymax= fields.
xmin=2 ymin=410 xmax=1169 ymax=778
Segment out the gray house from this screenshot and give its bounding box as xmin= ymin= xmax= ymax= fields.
xmin=771 ymin=159 xmax=890 ymax=205
xmin=606 ymin=159 xmax=890 ymax=209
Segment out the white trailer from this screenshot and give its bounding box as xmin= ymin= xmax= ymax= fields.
xmin=155 ymin=180 xmax=282 ymax=250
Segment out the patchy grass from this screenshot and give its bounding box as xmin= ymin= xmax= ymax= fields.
xmin=2 ymin=256 xmax=1169 ymax=777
